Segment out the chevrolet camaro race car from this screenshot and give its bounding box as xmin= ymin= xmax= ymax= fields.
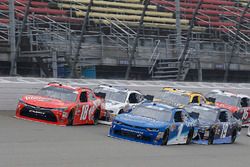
xmin=109 ymin=102 xmax=197 ymax=145
xmin=16 ymin=82 xmax=104 ymax=126
xmin=184 ymin=104 xmax=241 ymax=144
xmin=154 ymin=87 xmax=211 ymax=107
xmin=206 ymin=90 xmax=250 ymax=126
xmin=94 ymin=85 xmax=152 ymax=124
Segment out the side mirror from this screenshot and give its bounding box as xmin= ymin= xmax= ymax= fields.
xmin=206 ymin=97 xmax=216 ymax=103
xmin=144 ymin=95 xmax=154 ymax=101
xmin=95 ymin=92 xmax=106 ymax=99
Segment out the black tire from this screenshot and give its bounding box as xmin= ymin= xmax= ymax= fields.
xmin=161 ymin=129 xmax=169 ymax=146
xmin=231 ymin=129 xmax=237 ymax=144
xmin=208 ymin=129 xmax=215 ymax=145
xmin=118 ymin=109 xmax=124 ymax=114
xmin=93 ymin=109 xmax=100 ymax=125
xmin=67 ymin=111 xmax=74 ymax=126
xmin=186 ymin=128 xmax=194 ymax=144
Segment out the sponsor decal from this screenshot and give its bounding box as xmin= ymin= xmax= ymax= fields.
xmin=29 ymin=109 xmax=45 ymax=115
xmin=25 ymin=96 xmax=52 ymax=102
xmin=121 ymin=128 xmax=144 ymax=135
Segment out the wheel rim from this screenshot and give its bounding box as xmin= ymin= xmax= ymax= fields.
xmin=186 ymin=129 xmax=193 ymax=144
xmin=231 ymin=131 xmax=237 ymax=143
xmin=162 ymin=130 xmax=169 ymax=145
xmin=208 ymin=131 xmax=214 ymax=145
xmin=67 ymin=112 xmax=74 ymax=126
xmin=93 ymin=110 xmax=100 ymax=125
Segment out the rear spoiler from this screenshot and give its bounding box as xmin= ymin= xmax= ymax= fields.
xmin=95 ymin=92 xmax=106 ymax=99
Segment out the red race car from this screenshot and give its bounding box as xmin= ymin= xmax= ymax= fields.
xmin=206 ymin=90 xmax=250 ymax=126
xmin=16 ymin=82 xmax=105 ymax=126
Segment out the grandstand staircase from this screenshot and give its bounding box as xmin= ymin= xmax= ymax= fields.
xmin=100 ymin=16 xmax=136 ymax=53
xmin=149 ymin=41 xmax=194 ymax=80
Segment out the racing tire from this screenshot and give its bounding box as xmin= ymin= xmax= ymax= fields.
xmin=208 ymin=129 xmax=215 ymax=145
xmin=93 ymin=109 xmax=100 ymax=125
xmin=231 ymin=129 xmax=237 ymax=144
xmin=186 ymin=128 xmax=194 ymax=145
xmin=161 ymin=129 xmax=169 ymax=146
xmin=118 ymin=110 xmax=124 ymax=114
xmin=67 ymin=111 xmax=74 ymax=126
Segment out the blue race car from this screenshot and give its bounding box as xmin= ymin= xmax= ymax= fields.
xmin=109 ymin=102 xmax=198 ymax=145
xmin=184 ymin=104 xmax=242 ymax=145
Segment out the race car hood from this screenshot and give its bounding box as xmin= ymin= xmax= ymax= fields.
xmin=21 ymin=95 xmax=74 ymax=109
xmin=104 ymin=100 xmax=126 ymax=112
xmin=115 ymin=113 xmax=168 ymax=129
xmin=153 ymin=98 xmax=184 ymax=108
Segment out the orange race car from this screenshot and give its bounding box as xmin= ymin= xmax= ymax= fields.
xmin=16 ymin=82 xmax=105 ymax=126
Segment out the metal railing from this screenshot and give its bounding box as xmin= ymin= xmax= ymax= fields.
xmin=148 ymin=40 xmax=160 ymax=74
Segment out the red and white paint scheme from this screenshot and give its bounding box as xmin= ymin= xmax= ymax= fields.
xmin=16 ymin=82 xmax=105 ymax=126
xmin=206 ymin=90 xmax=250 ymax=126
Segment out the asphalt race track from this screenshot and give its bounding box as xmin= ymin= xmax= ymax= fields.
xmin=0 ymin=77 xmax=249 ymax=167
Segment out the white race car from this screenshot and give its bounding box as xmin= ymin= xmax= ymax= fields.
xmin=94 ymin=84 xmax=152 ymax=125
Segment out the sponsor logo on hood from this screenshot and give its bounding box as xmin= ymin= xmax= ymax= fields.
xmin=25 ymin=95 xmax=54 ymax=102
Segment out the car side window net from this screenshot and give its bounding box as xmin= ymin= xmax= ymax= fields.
xmin=219 ymin=111 xmax=228 ymax=122
xmin=191 ymin=96 xmax=199 ymax=103
xmin=174 ymin=111 xmax=184 ymax=123
xmin=80 ymin=92 xmax=88 ymax=103
xmin=129 ymin=93 xmax=139 ymax=104
xmin=240 ymin=98 xmax=249 ymax=107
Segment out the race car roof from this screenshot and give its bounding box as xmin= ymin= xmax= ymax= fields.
xmin=47 ymin=82 xmax=90 ymax=91
xmin=188 ymin=103 xmax=220 ymax=111
xmin=142 ymin=102 xmax=175 ymax=111
xmin=97 ymin=84 xmax=129 ymax=92
xmin=210 ymin=89 xmax=249 ymax=98
xmin=163 ymin=87 xmax=201 ymax=96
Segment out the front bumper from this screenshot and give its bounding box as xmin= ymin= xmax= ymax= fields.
xmin=15 ymin=103 xmax=68 ymax=126
xmin=109 ymin=122 xmax=163 ymax=145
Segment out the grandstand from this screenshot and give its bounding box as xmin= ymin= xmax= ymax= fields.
xmin=0 ymin=0 xmax=249 ymax=81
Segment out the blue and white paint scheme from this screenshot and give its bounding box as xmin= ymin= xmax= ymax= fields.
xmin=184 ymin=104 xmax=242 ymax=145
xmin=109 ymin=102 xmax=198 ymax=145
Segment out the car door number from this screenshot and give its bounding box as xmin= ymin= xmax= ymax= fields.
xmin=80 ymin=105 xmax=96 ymax=120
xmin=221 ymin=123 xmax=229 ymax=138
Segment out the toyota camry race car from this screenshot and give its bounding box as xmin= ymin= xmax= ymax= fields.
xmin=154 ymin=87 xmax=211 ymax=107
xmin=94 ymin=85 xmax=152 ymax=125
xmin=16 ymin=82 xmax=104 ymax=126
xmin=184 ymin=104 xmax=241 ymax=144
xmin=205 ymin=90 xmax=250 ymax=126
xmin=109 ymin=102 xmax=197 ymax=145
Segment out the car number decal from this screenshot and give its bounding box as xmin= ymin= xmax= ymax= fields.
xmin=221 ymin=123 xmax=229 ymax=138
xmin=80 ymin=105 xmax=96 ymax=121
xmin=81 ymin=105 xmax=90 ymax=120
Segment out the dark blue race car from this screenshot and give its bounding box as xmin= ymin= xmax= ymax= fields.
xmin=109 ymin=102 xmax=198 ymax=145
xmin=184 ymin=104 xmax=242 ymax=145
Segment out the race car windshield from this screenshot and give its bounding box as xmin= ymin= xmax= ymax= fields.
xmin=95 ymin=88 xmax=127 ymax=103
xmin=185 ymin=106 xmax=218 ymax=122
xmin=131 ymin=106 xmax=171 ymax=122
xmin=160 ymin=92 xmax=190 ymax=105
xmin=37 ymin=86 xmax=78 ymax=102
xmin=214 ymin=94 xmax=240 ymax=106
